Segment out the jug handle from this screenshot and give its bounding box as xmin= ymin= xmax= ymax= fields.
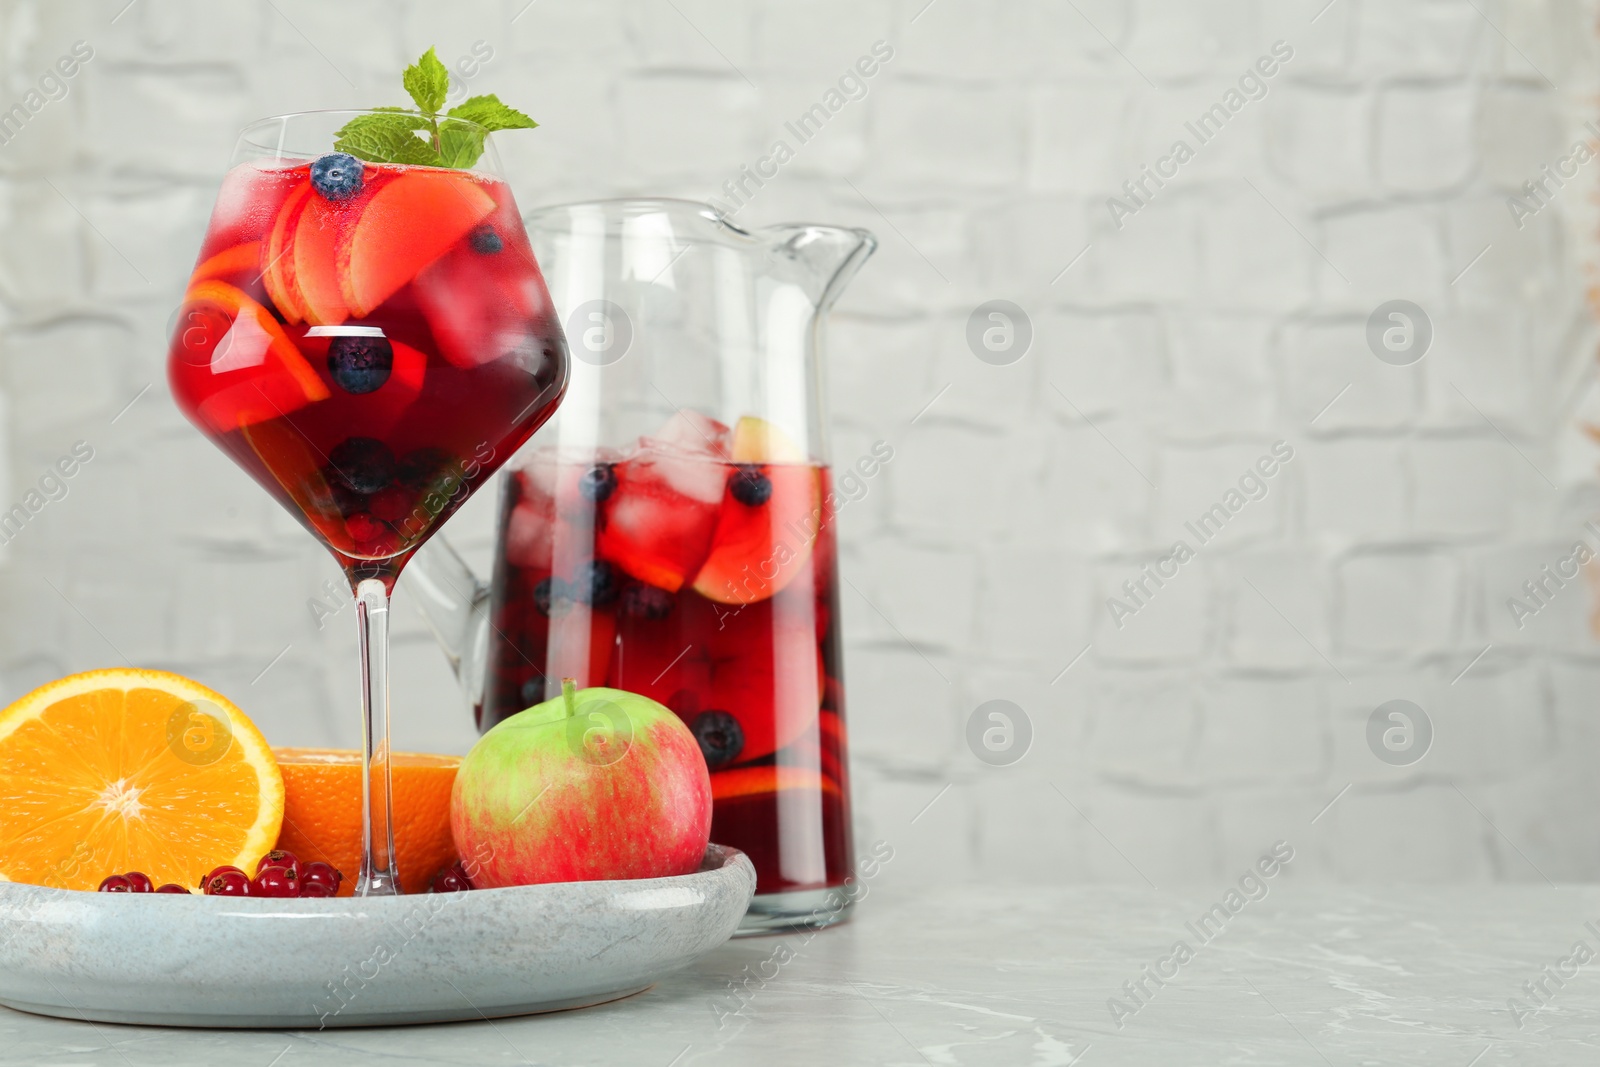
xmin=404 ymin=536 xmax=491 ymax=721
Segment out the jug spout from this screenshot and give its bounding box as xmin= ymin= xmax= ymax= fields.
xmin=404 ymin=538 xmax=491 ymax=723
xmin=760 ymin=224 xmax=877 ymax=308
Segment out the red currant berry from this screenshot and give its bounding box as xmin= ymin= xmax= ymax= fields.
xmin=429 ymin=862 xmax=474 ymax=893
xmin=345 ymin=512 xmax=385 ymax=543
xmin=123 ymin=872 xmax=154 ymax=893
xmin=97 ymin=874 xmax=133 ymax=892
xmin=255 ymin=850 xmax=302 ymax=879
xmin=155 ymin=884 xmax=190 ymax=894
xmin=203 ymin=867 xmax=251 ymax=896
xmin=299 ymin=881 xmax=333 ymax=898
xmin=368 ymin=486 xmax=413 ymax=522
xmin=251 ymin=865 xmax=299 ymax=898
xmin=300 ymin=861 xmax=342 ymax=895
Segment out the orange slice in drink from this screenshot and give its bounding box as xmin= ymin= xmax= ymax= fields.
xmin=709 ymin=765 xmax=839 ymax=803
xmin=182 ymin=279 xmax=330 ymax=432
xmin=273 ymin=748 xmax=460 ymax=896
xmin=0 ymin=669 xmax=284 ymax=891
xmin=190 ymin=240 xmax=263 ymax=286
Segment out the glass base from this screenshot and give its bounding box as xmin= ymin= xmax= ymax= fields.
xmin=735 ymin=887 xmax=856 ymax=937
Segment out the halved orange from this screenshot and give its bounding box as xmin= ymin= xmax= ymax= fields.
xmin=272 ymin=748 xmax=460 ymax=896
xmin=0 ymin=669 xmax=284 ymax=891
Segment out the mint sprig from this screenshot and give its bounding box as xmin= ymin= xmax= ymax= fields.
xmin=332 ymin=47 xmax=537 ymax=169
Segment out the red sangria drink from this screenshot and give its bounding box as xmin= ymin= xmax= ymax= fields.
xmin=167 ymin=92 xmax=566 ymax=896
xmin=482 ymin=411 xmax=853 ymax=900
xmin=169 ymin=154 xmax=564 ymax=581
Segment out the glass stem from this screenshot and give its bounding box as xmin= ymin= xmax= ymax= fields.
xmin=354 ymin=576 xmax=401 ymax=895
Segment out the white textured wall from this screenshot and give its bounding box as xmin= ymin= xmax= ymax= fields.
xmin=1 ymin=0 xmax=1597 ymax=887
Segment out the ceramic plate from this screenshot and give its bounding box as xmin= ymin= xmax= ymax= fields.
xmin=0 ymin=844 xmax=753 ymax=1028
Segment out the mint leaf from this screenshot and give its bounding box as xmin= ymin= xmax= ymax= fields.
xmin=438 ymin=121 xmax=488 ymax=169
xmin=333 ymin=112 xmax=442 ymax=166
xmin=448 ymin=94 xmax=538 ymax=132
xmin=337 ymin=110 xmax=429 ymax=139
xmin=335 ymin=49 xmax=538 ymax=170
xmin=403 ymin=47 xmax=450 ymax=115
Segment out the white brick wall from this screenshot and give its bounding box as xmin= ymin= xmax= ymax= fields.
xmin=1 ymin=0 xmax=1598 ymax=887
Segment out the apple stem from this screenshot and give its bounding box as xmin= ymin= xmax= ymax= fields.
xmin=561 ymin=678 xmax=578 ymax=718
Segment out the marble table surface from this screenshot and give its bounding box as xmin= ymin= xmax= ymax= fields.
xmin=5 ymin=881 xmax=1599 ymax=1066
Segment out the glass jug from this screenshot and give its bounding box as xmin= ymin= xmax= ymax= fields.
xmin=409 ymin=199 xmax=875 ymax=932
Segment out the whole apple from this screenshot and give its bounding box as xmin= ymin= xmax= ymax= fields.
xmin=452 ymin=680 xmax=712 ymax=887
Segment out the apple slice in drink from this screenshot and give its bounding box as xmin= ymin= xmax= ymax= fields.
xmin=339 ymin=169 xmax=496 ymax=318
xmin=263 ymin=181 xmax=313 ymax=323
xmin=636 ymin=588 xmax=821 ymax=766
xmin=293 ymin=192 xmax=358 ymax=326
xmin=692 ymin=416 xmax=821 ymax=605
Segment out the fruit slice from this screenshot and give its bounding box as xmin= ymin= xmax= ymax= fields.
xmin=341 ymin=170 xmax=496 ymax=319
xmin=263 ymin=180 xmax=313 ymax=323
xmin=692 ymin=416 xmax=821 ymax=605
xmin=190 ymin=241 xmax=263 ymax=286
xmin=701 ymin=614 xmax=824 ymax=762
xmin=613 ymin=592 xmax=823 ymax=765
xmin=0 ymin=669 xmax=284 ymax=891
xmin=272 ymin=748 xmax=460 ymax=897
xmin=709 ymin=765 xmax=840 ymax=803
xmin=294 ymin=193 xmax=354 ymax=326
xmin=178 ymin=280 xmax=331 ymax=433
xmin=729 ymin=415 xmax=807 ymax=464
xmin=240 ymin=419 xmax=346 ymax=546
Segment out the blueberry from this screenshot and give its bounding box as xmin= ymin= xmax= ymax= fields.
xmin=578 ymin=463 xmax=616 ymax=504
xmin=620 ymin=583 xmax=674 ymax=620
xmin=571 ymin=560 xmax=620 ymax=607
xmin=328 ymin=437 xmax=395 ymax=494
xmin=469 ymin=226 xmax=504 ymax=254
xmin=397 ymin=447 xmax=455 ymax=492
xmin=326 ymin=335 xmax=393 ymax=395
xmin=309 ymin=153 xmax=364 ymax=201
xmin=691 ymin=710 xmax=744 ymax=769
xmin=319 ymin=466 xmax=367 ymax=516
xmin=729 ymin=465 xmax=772 ymax=506
xmin=534 ymin=576 xmax=567 ymax=617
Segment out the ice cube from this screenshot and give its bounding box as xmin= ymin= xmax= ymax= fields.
xmin=651 ymin=410 xmax=730 ymax=455
xmin=516 ymin=445 xmax=622 ymax=513
xmin=634 ymin=446 xmax=727 ymax=506
xmin=503 ymin=500 xmax=554 ymax=569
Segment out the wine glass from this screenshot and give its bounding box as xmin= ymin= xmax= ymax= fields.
xmin=167 ymin=111 xmax=568 ymax=895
